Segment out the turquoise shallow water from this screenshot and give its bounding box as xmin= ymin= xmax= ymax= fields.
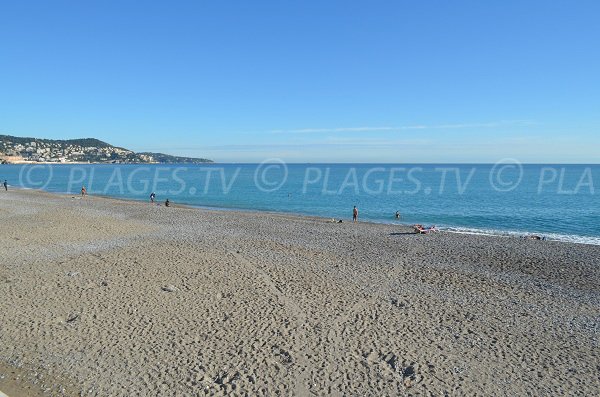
xmin=2 ymin=163 xmax=599 ymax=244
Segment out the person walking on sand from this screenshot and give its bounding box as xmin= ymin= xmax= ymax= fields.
xmin=165 ymin=198 xmax=170 ymax=207
xmin=150 ymin=192 xmax=156 ymax=203
xmin=81 ymin=186 xmax=87 ymax=196
xmin=353 ymin=206 xmax=358 ymax=223
xmin=3 ymin=180 xmax=7 ymax=191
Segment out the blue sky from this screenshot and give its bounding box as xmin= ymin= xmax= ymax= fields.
xmin=1 ymin=1 xmax=598 ymax=162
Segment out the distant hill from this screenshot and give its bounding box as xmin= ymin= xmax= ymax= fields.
xmin=0 ymin=135 xmax=117 ymax=149
xmin=137 ymin=152 xmax=213 ymax=164
xmin=0 ymin=134 xmax=213 ymax=164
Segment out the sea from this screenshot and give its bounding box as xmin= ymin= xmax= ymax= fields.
xmin=2 ymin=163 xmax=599 ymax=245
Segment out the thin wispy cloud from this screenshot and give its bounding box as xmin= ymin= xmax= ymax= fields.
xmin=270 ymin=120 xmax=537 ymax=134
xmin=141 ymin=138 xmax=433 ymax=153
xmin=142 ymin=142 xmax=415 ymax=152
xmin=141 ymin=134 xmax=548 ymax=152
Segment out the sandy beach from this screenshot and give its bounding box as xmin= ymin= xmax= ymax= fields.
xmin=0 ymin=189 xmax=598 ymax=396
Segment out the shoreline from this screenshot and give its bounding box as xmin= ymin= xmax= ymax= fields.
xmin=2 ymin=162 xmax=599 ymax=246
xmin=10 ymin=186 xmax=600 ymax=246
xmin=1 ymin=188 xmax=599 ymax=395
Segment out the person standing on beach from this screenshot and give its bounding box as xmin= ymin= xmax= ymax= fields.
xmin=81 ymin=186 xmax=87 ymax=196
xmin=150 ymin=192 xmax=156 ymax=203
xmin=353 ymin=206 xmax=358 ymax=223
xmin=3 ymin=180 xmax=7 ymax=191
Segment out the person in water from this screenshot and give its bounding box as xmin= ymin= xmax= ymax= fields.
xmin=353 ymin=206 xmax=358 ymax=223
xmin=165 ymin=198 xmax=170 ymax=207
xmin=3 ymin=180 xmax=7 ymax=191
xmin=395 ymin=211 xmax=400 ymax=219
xmin=150 ymin=192 xmax=156 ymax=203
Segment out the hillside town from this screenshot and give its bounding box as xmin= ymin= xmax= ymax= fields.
xmin=0 ymin=135 xmax=211 ymax=164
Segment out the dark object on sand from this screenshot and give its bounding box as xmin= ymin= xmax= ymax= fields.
xmin=165 ymin=199 xmax=170 ymax=207
xmin=66 ymin=313 xmax=79 ymax=323
xmin=523 ymin=235 xmax=546 ymax=241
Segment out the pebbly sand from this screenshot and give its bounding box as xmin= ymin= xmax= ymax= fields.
xmin=0 ymin=189 xmax=599 ymax=396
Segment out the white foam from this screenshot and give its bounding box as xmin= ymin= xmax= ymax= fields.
xmin=444 ymin=226 xmax=600 ymax=246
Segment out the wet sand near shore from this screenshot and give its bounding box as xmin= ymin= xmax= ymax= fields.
xmin=1 ymin=189 xmax=599 ymax=396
